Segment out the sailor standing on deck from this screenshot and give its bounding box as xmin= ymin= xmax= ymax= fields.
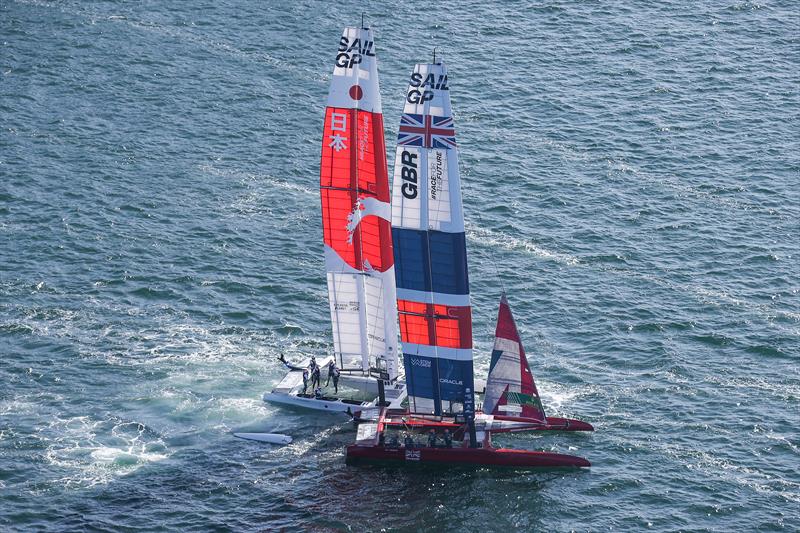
xmin=311 ymin=364 xmax=321 ymax=390
xmin=330 ymin=365 xmax=340 ymax=394
xmin=325 ymin=360 xmax=336 ymax=386
xmin=301 ymin=368 xmax=309 ymax=394
xmin=427 ymin=429 xmax=438 ymax=448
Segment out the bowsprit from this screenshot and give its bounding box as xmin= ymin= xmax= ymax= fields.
xmin=336 ymin=37 xmax=376 ymax=68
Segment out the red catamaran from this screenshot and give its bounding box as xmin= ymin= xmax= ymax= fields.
xmin=346 ymin=58 xmax=590 ymax=469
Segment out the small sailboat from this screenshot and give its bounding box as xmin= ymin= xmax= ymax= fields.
xmin=264 ymin=24 xmax=404 ymax=412
xmin=482 ymin=294 xmax=594 ymax=431
xmin=346 ymin=60 xmax=590 ymax=468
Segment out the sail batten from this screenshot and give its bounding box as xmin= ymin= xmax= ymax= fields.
xmin=392 ymin=63 xmax=473 ymax=416
xmin=321 ymin=27 xmax=399 ymax=380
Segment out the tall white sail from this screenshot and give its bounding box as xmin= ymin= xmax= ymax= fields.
xmin=320 ymin=27 xmax=399 ymax=380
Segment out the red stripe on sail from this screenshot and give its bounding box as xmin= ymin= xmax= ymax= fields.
xmin=398 ymin=300 xmax=472 ymax=349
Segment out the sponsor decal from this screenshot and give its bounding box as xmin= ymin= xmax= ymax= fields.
xmin=400 ymin=150 xmax=418 ymax=199
xmin=405 ymin=449 xmax=421 ymax=461
xmin=367 ymin=332 xmax=385 ymax=343
xmin=439 ymin=378 xmax=463 ymax=386
xmin=463 ymin=387 xmax=475 ymax=418
xmin=429 ymin=151 xmax=443 ymax=201
xmin=410 ymin=357 xmax=431 ymax=368
xmin=334 ymin=301 xmax=360 ymax=312
xmin=358 ymin=113 xmax=369 ymax=160
xmin=336 ymin=36 xmax=375 ymax=68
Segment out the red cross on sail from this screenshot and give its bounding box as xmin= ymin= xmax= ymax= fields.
xmin=397 ymin=113 xmax=456 ymax=149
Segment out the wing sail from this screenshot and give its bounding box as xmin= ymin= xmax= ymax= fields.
xmin=391 ymin=63 xmax=473 ymax=416
xmin=320 ymin=27 xmax=399 ymax=379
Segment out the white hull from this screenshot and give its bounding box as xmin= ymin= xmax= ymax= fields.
xmin=337 ymin=372 xmax=382 ymax=395
xmin=263 ymin=391 xmax=375 ymax=414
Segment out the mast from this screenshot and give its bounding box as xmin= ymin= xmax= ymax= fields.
xmin=391 ymin=62 xmax=476 ymax=443
xmin=320 ymin=27 xmax=399 ymax=380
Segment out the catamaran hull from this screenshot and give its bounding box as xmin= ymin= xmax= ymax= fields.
xmin=346 ymin=445 xmax=590 ymax=469
xmin=378 ymin=414 xmax=593 ymax=433
xmin=493 ymin=415 xmax=595 ymax=432
xmin=263 ymin=392 xmax=373 ymax=415
xmin=336 ymin=373 xmax=381 ymax=395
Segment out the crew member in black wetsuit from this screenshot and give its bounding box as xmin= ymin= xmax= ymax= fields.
xmin=325 ymin=360 xmax=336 ymax=386
xmin=301 ymin=368 xmax=309 ymax=394
xmin=427 ymin=429 xmax=438 ymax=448
xmin=311 ymin=364 xmax=321 ymax=390
xmin=443 ymin=428 xmax=453 ymax=448
xmin=331 ymin=365 xmax=340 ymax=394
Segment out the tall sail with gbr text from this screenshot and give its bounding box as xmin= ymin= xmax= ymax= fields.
xmin=391 ymin=63 xmax=474 ymax=416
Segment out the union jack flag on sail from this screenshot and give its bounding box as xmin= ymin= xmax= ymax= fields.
xmin=397 ymin=113 xmax=456 ymax=149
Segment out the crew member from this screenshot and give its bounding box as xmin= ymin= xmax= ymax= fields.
xmin=302 ymin=368 xmax=309 ymax=394
xmin=331 ymin=365 xmax=340 ymax=394
xmin=325 ymin=360 xmax=336 ymax=386
xmin=311 ymin=364 xmax=321 ymax=390
xmin=443 ymin=429 xmax=453 ymax=448
xmin=427 ymin=429 xmax=438 ymax=448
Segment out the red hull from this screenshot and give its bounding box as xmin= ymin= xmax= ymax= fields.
xmin=378 ymin=415 xmax=593 ymax=433
xmin=346 ymin=444 xmax=590 ymax=469
xmin=500 ymin=416 xmax=595 ymax=432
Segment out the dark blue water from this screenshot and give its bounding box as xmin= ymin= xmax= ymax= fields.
xmin=2 ymin=1 xmax=798 ymax=531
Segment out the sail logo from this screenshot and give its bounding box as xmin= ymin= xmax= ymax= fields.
xmin=429 ymin=151 xmax=443 ymax=201
xmin=406 ymin=72 xmax=448 ymax=104
xmin=409 ymin=357 xmax=431 ymax=368
xmin=336 ymin=37 xmax=375 ymax=69
xmin=439 ymin=378 xmax=463 ymax=386
xmin=399 ymin=150 xmax=418 ymax=199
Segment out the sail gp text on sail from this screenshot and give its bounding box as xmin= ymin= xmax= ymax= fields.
xmin=406 ymin=72 xmax=449 ymax=104
xmin=336 ymin=36 xmax=376 ymax=68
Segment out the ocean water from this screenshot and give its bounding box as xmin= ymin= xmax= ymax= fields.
xmin=1 ymin=0 xmax=798 ymax=530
